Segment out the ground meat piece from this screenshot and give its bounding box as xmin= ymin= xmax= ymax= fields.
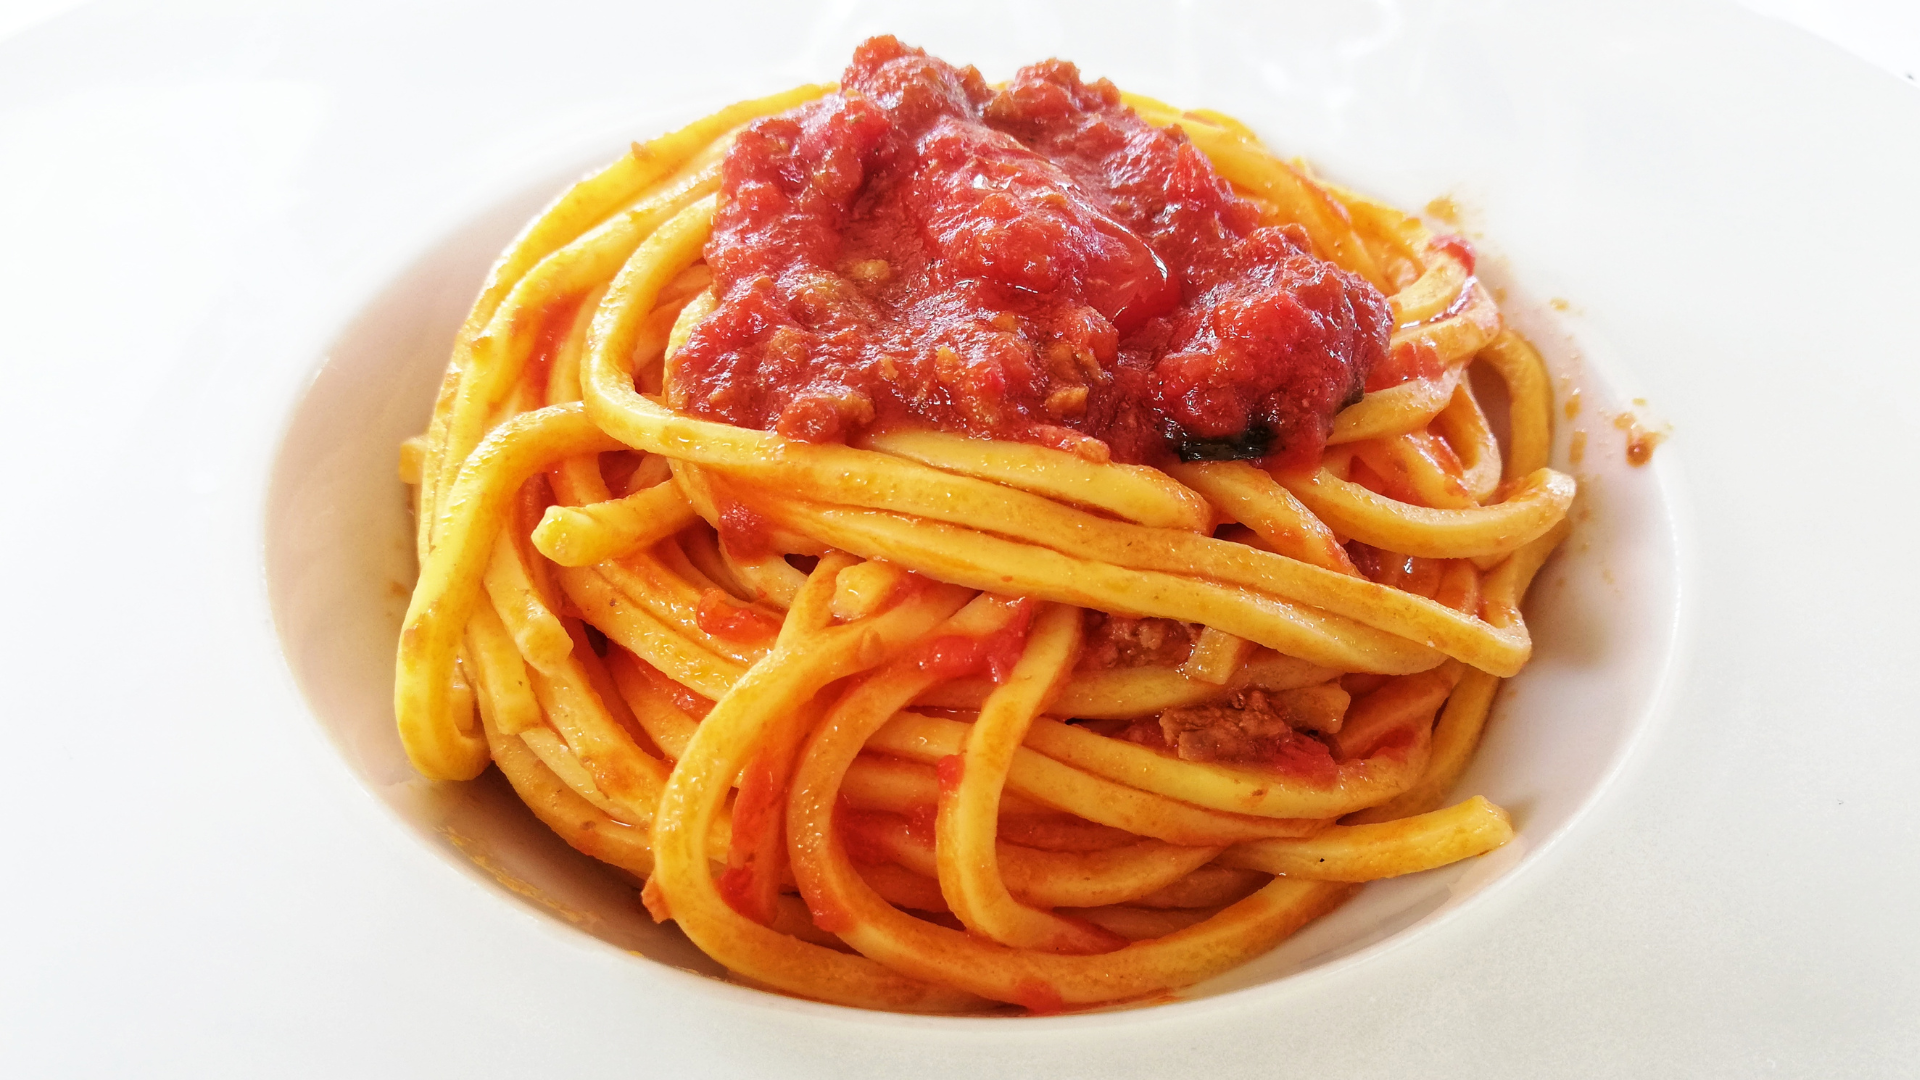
xmin=1158 ymin=689 xmax=1294 ymax=762
xmin=1132 ymin=684 xmax=1351 ymax=773
xmin=1078 ymin=613 xmax=1197 ymax=670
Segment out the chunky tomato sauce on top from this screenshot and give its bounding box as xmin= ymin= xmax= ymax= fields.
xmin=669 ymin=37 xmax=1392 ymax=467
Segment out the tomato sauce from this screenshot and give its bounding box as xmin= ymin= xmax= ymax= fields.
xmin=833 ymin=802 xmax=906 ymax=866
xmin=695 ymin=588 xmax=782 ymax=643
xmin=1429 ymin=234 xmax=1476 ymax=275
xmin=935 ymin=753 xmax=966 ymax=793
xmin=1264 ymin=731 xmax=1341 ymax=785
xmin=1011 ymin=977 xmax=1067 ymax=1016
xmin=635 ymin=656 xmax=713 ymax=720
xmin=802 ymin=888 xmax=856 ymax=935
xmin=715 ymin=866 xmax=761 ymax=921
xmin=714 ymin=499 xmax=776 ymax=560
xmin=911 ymin=597 xmax=1034 ymax=682
xmin=1366 ymin=338 xmax=1443 ymax=392
xmin=719 ymin=750 xmax=784 ymax=924
xmin=670 ymin=37 xmax=1391 ymax=467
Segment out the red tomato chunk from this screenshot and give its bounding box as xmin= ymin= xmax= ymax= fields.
xmin=670 ymin=37 xmax=1391 ymax=467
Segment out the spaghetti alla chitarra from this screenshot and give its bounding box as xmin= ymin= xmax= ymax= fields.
xmin=393 ymin=37 xmax=1575 ymax=1014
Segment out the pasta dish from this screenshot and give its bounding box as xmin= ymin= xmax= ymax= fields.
xmin=392 ymin=37 xmax=1574 ymax=1014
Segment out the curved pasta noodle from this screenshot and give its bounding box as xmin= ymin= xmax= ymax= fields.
xmin=1278 ymin=466 xmax=1575 ymax=560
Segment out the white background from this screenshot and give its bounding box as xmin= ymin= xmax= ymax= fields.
xmin=0 ymin=1 xmax=1903 ymax=92
xmin=1 ymin=1 xmax=1917 ymax=98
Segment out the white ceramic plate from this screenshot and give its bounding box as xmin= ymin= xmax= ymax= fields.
xmin=4 ymin=0 xmax=1917 ymax=1075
